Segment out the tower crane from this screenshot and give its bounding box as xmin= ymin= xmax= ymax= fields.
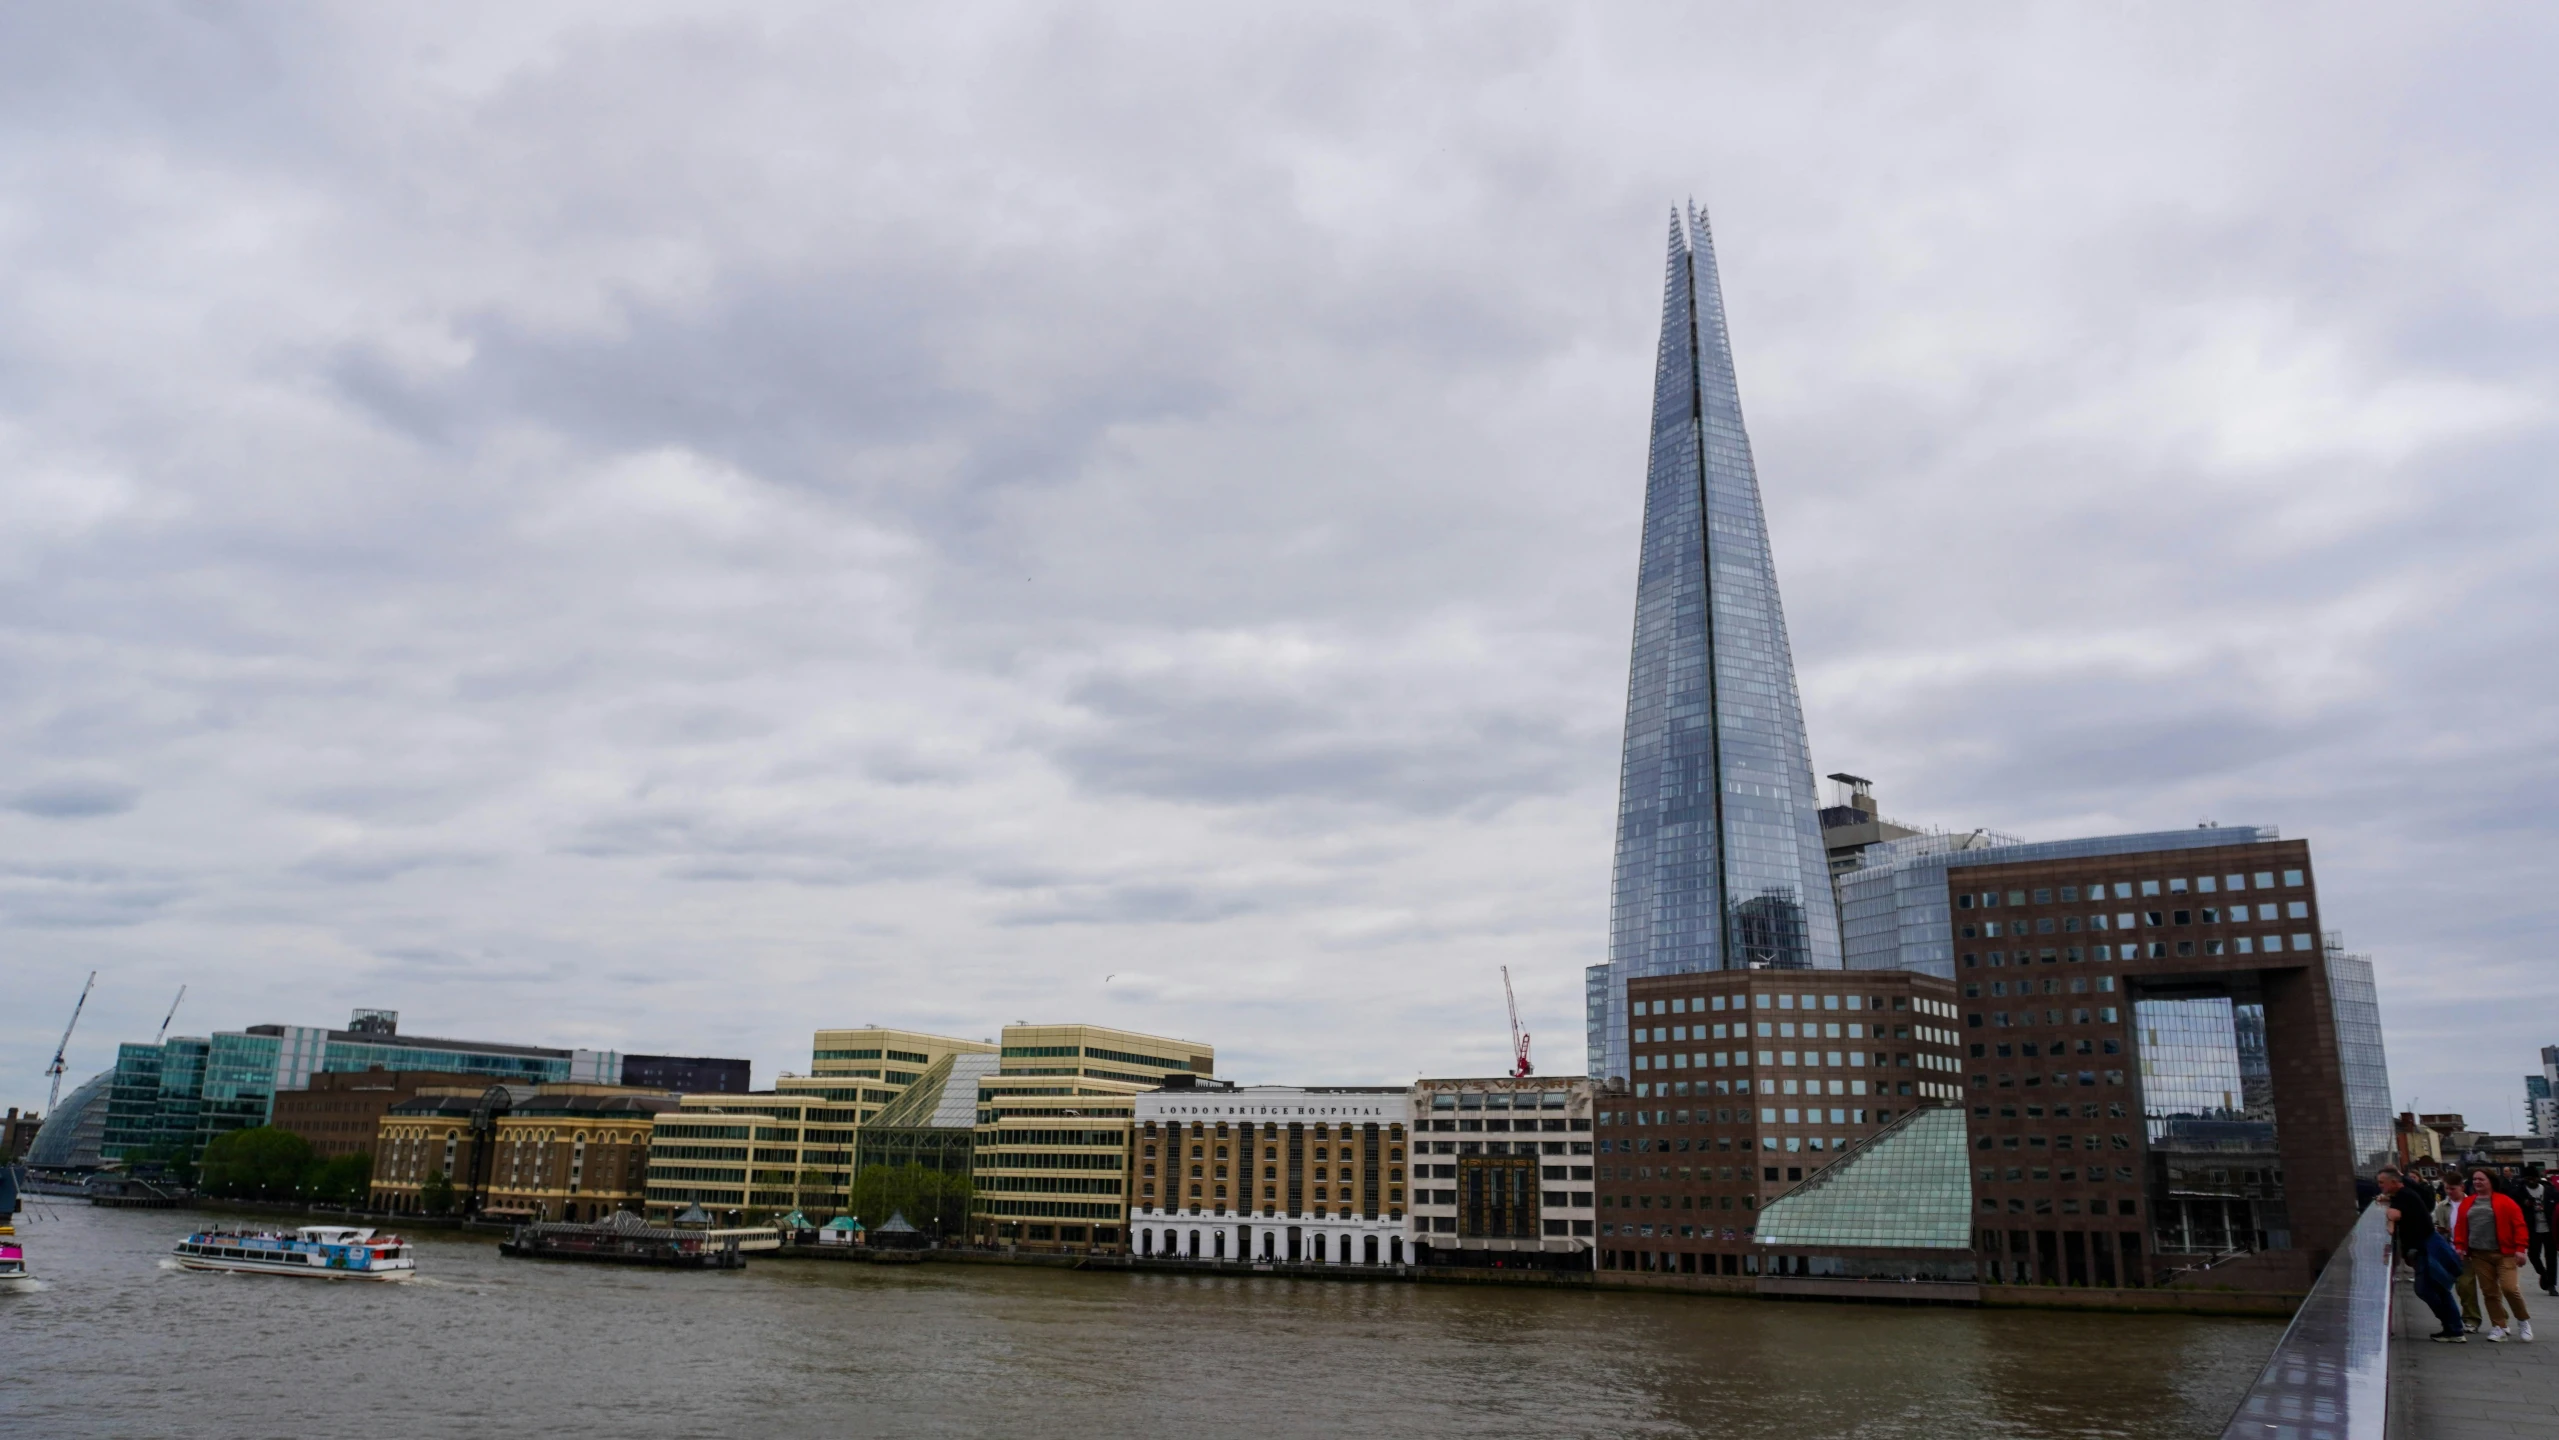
xmin=155 ymin=984 xmax=187 ymax=1045
xmin=45 ymin=970 xmax=97 ymax=1114
xmin=1502 ymin=966 xmax=1532 ymax=1078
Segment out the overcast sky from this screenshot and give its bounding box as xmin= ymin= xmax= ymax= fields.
xmin=4 ymin=5 xmax=2552 ymax=1130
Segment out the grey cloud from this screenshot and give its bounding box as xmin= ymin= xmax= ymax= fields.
xmin=0 ymin=7 xmax=2553 ymax=1123
xmin=1051 ymin=672 xmax=1597 ymax=817
xmin=293 ymin=844 xmax=495 ymax=884
xmin=0 ymin=859 xmax=183 ymax=927
xmin=7 ymin=778 xmax=140 ymax=819
xmin=997 ymin=882 xmax=1263 ymax=928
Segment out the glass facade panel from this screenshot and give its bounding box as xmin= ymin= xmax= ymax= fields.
xmin=101 ymin=1042 xmax=166 ymax=1159
xmin=2322 ymin=950 xmax=2394 ymax=1173
xmin=322 ymin=1039 xmax=564 ymax=1082
xmin=1752 ymin=1106 xmax=1972 ymax=1249
xmin=2136 ymin=989 xmax=2289 ymax=1255
xmin=1593 ymin=207 xmax=1839 ymax=1080
xmin=198 ymin=1031 xmax=284 ymax=1151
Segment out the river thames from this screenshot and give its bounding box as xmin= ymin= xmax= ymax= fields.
xmin=2 ymin=1204 xmax=2279 ymax=1438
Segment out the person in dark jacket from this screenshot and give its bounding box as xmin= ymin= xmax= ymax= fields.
xmin=2521 ymin=1165 xmax=2558 ymax=1297
xmin=2379 ymin=1166 xmax=2467 ymax=1341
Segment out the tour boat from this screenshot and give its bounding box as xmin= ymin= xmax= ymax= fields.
xmin=0 ymin=1165 xmax=29 ymax=1290
xmin=0 ymin=1227 xmax=29 ymax=1291
xmin=171 ymin=1224 xmax=416 ymax=1280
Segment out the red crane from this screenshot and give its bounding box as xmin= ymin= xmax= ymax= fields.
xmin=1503 ymin=966 xmax=1532 ymax=1078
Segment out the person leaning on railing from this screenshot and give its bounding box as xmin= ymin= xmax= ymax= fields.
xmin=2452 ymin=1170 xmax=2533 ymax=1343
xmin=2378 ymin=1166 xmax=2470 ymax=1343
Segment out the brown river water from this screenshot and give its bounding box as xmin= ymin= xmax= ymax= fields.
xmin=0 ymin=1202 xmax=2278 ymax=1438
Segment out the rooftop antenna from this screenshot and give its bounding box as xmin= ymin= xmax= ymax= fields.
xmin=1502 ymin=966 xmax=1533 ymax=1078
xmin=154 ymin=984 xmax=187 ymax=1045
xmin=45 ymin=970 xmax=97 ymax=1114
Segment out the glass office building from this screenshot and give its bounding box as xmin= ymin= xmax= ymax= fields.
xmin=88 ymin=1012 xmax=616 ymax=1164
xmin=2322 ymin=949 xmax=2394 ymax=1172
xmin=1591 ymin=205 xmax=1840 ymax=1082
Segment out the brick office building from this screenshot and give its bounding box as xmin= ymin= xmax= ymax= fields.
xmin=1737 ymin=826 xmax=2372 ymax=1305
xmin=1596 ymin=968 xmax=1963 ymax=1278
xmin=480 ymin=1087 xmax=678 ymax=1223
xmin=269 ymin=1069 xmax=491 ymax=1160
xmin=1941 ymin=834 xmax=2354 ymax=1294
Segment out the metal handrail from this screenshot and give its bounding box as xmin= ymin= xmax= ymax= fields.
xmin=2217 ymin=1201 xmax=2390 ymax=1440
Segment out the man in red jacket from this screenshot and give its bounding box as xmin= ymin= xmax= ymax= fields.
xmin=2453 ymin=1170 xmax=2534 ymax=1342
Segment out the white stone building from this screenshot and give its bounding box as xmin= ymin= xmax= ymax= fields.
xmin=1129 ymin=1082 xmax=1413 ymax=1267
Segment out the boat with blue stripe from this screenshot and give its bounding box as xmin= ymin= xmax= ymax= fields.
xmin=172 ymin=1224 xmax=415 ymax=1280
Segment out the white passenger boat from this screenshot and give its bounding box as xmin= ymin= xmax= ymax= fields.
xmin=172 ymin=1224 xmax=416 ymax=1280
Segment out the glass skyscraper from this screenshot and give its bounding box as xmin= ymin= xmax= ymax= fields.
xmin=1588 ymin=206 xmax=1839 ymax=1081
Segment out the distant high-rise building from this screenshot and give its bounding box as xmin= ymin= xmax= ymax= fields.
xmin=2530 ymin=1046 xmax=2559 ymax=1138
xmin=1817 ymin=775 xmax=1924 ymax=893
xmin=1589 ymin=206 xmax=1840 ymax=1082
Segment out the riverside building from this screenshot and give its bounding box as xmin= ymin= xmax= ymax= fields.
xmin=975 ymin=1023 xmax=1214 ymax=1253
xmin=1130 ymin=1082 xmax=1410 ymax=1266
xmin=1408 ymin=1076 xmax=1597 ymax=1268
xmin=1597 ymin=969 xmax=1962 ymax=1279
xmin=1588 ymin=206 xmax=1843 ymax=1084
xmin=642 ymin=1089 xmax=868 ymax=1221
xmin=479 ymin=1087 xmax=679 ymax=1222
xmin=270 ymin=1068 xmax=493 ymax=1160
xmin=634 ymin=1026 xmax=992 ymax=1220
xmin=1749 ymin=829 xmax=2370 ymax=1304
xmin=372 ymin=1083 xmax=519 ymax=1213
xmin=99 ymin=1008 xmax=620 ymax=1165
xmin=780 ymin=1026 xmax=997 ymax=1115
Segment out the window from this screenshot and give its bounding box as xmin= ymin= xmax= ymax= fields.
xmin=2254 ymin=872 xmax=2274 ymax=888
xmin=2032 ymin=888 xmax=2051 ymax=904
xmin=2139 ymin=880 xmax=2160 ymax=897
xmin=2197 ymin=876 xmax=2216 ymax=893
xmin=2287 ymin=901 xmax=2309 ymax=919
xmin=2283 ymin=869 xmax=2304 ymax=886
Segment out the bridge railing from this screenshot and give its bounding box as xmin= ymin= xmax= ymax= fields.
xmin=2218 ymin=1199 xmax=2391 ymax=1440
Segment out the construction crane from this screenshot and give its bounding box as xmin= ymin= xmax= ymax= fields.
xmin=1502 ymin=966 xmax=1532 ymax=1078
xmin=154 ymin=984 xmax=187 ymax=1045
xmin=45 ymin=970 xmax=97 ymax=1114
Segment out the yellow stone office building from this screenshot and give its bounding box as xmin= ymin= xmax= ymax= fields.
xmin=643 ymin=1027 xmax=993 ymax=1221
xmin=974 ymin=1023 xmax=1214 ymax=1254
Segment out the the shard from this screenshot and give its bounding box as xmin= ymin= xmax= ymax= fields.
xmin=1587 ymin=206 xmax=1840 ymax=1082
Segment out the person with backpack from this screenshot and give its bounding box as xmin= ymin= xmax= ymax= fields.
xmin=2452 ymin=1169 xmax=2534 ymax=1342
xmin=2437 ymin=1168 xmax=2483 ymax=1330
xmin=2380 ymin=1166 xmax=2468 ymax=1342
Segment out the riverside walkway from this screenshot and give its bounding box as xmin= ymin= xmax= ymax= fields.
xmin=2387 ymin=1275 xmax=2559 ymax=1439
xmin=2213 ymin=1197 xmax=2558 ymax=1440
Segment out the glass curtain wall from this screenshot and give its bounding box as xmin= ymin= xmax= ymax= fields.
xmin=1595 ymin=205 xmax=1839 ymax=1080
xmin=2135 ymin=987 xmax=2290 ymax=1258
